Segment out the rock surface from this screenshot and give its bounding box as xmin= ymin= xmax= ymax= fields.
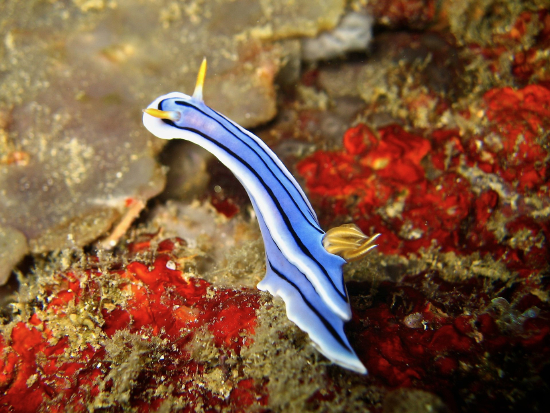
xmin=0 ymin=0 xmax=347 ymax=283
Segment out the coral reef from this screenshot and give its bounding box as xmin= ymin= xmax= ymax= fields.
xmin=1 ymin=0 xmax=549 ymax=412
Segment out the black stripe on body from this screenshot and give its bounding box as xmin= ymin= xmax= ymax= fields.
xmin=212 ymin=106 xmax=320 ymax=225
xmin=268 ymin=259 xmax=353 ymax=352
xmin=160 ymin=116 xmax=348 ymax=303
xmin=172 ymin=100 xmax=322 ymax=233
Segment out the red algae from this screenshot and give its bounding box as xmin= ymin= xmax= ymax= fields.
xmin=289 ymin=51 xmax=550 ymax=410
xmin=297 ymin=83 xmax=550 ymax=278
xmin=364 ymin=0 xmax=438 ymax=30
xmin=297 ymin=124 xmax=471 ymax=255
xmin=345 ymin=273 xmax=550 ymax=411
xmin=501 ymin=10 xmax=550 ymax=85
xmin=0 ymin=237 xmax=265 ymax=412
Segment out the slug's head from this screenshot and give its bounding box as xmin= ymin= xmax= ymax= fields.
xmin=142 ymin=58 xmax=207 ymax=139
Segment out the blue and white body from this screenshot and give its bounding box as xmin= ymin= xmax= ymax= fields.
xmin=143 ymin=60 xmax=370 ymax=374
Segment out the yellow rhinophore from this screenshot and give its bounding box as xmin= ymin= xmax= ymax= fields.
xmin=142 ymin=108 xmax=181 ymax=121
xmin=143 ymin=58 xmax=207 ymax=120
xmin=192 ymin=58 xmax=207 ymax=101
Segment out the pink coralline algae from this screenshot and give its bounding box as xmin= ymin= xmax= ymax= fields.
xmin=0 ymin=238 xmax=265 ymax=413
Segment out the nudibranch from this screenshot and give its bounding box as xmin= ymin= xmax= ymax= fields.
xmin=143 ymin=59 xmax=379 ymax=374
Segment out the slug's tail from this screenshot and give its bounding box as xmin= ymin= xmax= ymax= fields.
xmin=258 ymin=261 xmax=368 ymax=374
